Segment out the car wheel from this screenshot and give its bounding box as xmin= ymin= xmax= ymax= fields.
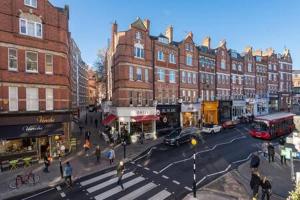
xmin=211 ymin=130 xmax=215 ymax=134
xmin=176 ymin=140 xmax=180 ymax=147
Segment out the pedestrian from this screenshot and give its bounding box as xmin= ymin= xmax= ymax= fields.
xmin=267 ymin=143 xmax=275 ymax=163
xmin=95 ymin=118 xmax=98 ymax=129
xmin=84 ymin=139 xmax=91 ymax=156
xmin=95 ymin=145 xmax=101 ymax=163
xmin=140 ymin=130 xmax=144 ymax=144
xmin=112 ymin=130 xmax=118 ymax=145
xmin=108 ymin=147 xmax=115 ymax=165
xmin=64 ymin=161 xmax=73 ymax=187
xmin=43 ymin=153 xmax=50 ymax=173
xmin=116 ymin=161 xmax=125 ymax=191
xmin=250 ymin=152 xmax=260 ymax=171
xmin=250 ymin=170 xmax=261 ymax=199
xmin=261 ymin=176 xmax=272 ymax=200
xmin=85 ymin=130 xmax=91 ymax=141
xmin=262 ymin=142 xmax=268 ymax=158
xmin=280 ymin=145 xmax=286 ymax=165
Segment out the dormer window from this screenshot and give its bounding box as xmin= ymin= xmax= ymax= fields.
xmin=185 ymin=43 xmax=193 ymax=52
xmin=19 ymin=18 xmax=42 ymax=38
xmin=136 ymin=32 xmax=142 ymax=40
xmin=24 ymin=0 xmax=37 ymax=8
xmin=158 ymin=37 xmax=168 ymax=44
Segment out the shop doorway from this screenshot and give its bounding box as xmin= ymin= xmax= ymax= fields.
xmin=39 ymin=137 xmax=49 ymax=159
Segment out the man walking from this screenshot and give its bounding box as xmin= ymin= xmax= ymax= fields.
xmin=43 ymin=153 xmax=50 ymax=173
xmin=117 ymin=161 xmax=125 ymax=191
xmin=95 ymin=145 xmax=101 ymax=163
xmin=250 ymin=152 xmax=260 ymax=171
xmin=85 ymin=130 xmax=91 ymax=141
xmin=250 ymin=170 xmax=261 ymax=199
xmin=280 ymin=145 xmax=286 ymax=165
xmin=267 ymin=143 xmax=275 ymax=163
xmin=64 ymin=162 xmax=73 ymax=187
xmin=261 ymin=176 xmax=272 ymax=200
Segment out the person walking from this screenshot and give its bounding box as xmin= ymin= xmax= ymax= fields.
xmin=262 ymin=142 xmax=268 ymax=158
xmin=140 ymin=130 xmax=145 ymax=144
xmin=95 ymin=145 xmax=101 ymax=163
xmin=261 ymin=176 xmax=272 ymax=200
xmin=84 ymin=139 xmax=91 ymax=156
xmin=250 ymin=152 xmax=260 ymax=171
xmin=108 ymin=147 xmax=115 ymax=165
xmin=250 ymin=170 xmax=261 ymax=199
xmin=116 ymin=161 xmax=125 ymax=191
xmin=64 ymin=162 xmax=73 ymax=187
xmin=43 ymin=154 xmax=50 ymax=173
xmin=95 ymin=118 xmax=98 ymax=129
xmin=267 ymin=143 xmax=275 ymax=163
xmin=85 ymin=130 xmax=91 ymax=141
xmin=280 ymin=145 xmax=286 ymax=165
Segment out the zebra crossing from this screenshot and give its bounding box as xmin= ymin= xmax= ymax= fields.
xmin=77 ymin=169 xmax=172 ymax=200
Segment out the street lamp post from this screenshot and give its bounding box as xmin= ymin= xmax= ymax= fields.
xmin=191 ymin=138 xmax=198 ymax=198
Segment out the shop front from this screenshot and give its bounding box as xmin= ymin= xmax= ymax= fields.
xmin=219 ymin=100 xmax=232 ymax=123
xmin=254 ymin=98 xmax=269 ymax=116
xmin=202 ymin=101 xmax=218 ymax=125
xmin=269 ymin=94 xmax=279 ymax=113
xmin=113 ymin=107 xmax=158 ymax=140
xmin=245 ymin=98 xmax=255 ymax=116
xmin=181 ymin=103 xmax=201 ymax=127
xmin=0 ymin=112 xmax=71 ymax=161
xmin=156 ymin=105 xmax=181 ymax=131
xmin=232 ymin=100 xmax=246 ymax=120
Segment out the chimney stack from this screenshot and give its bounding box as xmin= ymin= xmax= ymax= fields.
xmin=111 ymin=21 xmax=117 ymax=50
xmin=165 ymin=25 xmax=173 ymax=43
xmin=143 ymin=19 xmax=150 ymax=32
xmin=202 ymin=36 xmax=211 ymax=49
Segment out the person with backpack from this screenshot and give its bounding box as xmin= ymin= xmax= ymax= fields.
xmin=261 ymin=176 xmax=272 ymax=200
xmin=116 ymin=161 xmax=125 ymax=191
xmin=267 ymin=143 xmax=275 ymax=163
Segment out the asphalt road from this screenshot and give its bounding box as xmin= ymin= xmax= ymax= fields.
xmin=12 ymin=124 xmax=267 ymax=200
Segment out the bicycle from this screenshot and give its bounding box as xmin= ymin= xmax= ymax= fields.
xmin=9 ymin=171 xmax=40 ymax=189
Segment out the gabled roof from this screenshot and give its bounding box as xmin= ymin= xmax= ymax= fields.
xmin=198 ymin=45 xmax=215 ymax=55
xmin=158 ymin=33 xmax=168 ymax=39
xmin=131 ymin=17 xmax=147 ymax=31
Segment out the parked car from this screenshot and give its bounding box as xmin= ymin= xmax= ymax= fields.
xmin=201 ymin=124 xmax=222 ymax=134
xmin=164 ymin=127 xmax=200 ymax=146
xmin=222 ymin=120 xmax=236 ymax=129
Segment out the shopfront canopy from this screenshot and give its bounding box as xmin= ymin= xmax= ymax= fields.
xmin=102 ymin=114 xmax=117 ymax=125
xmin=131 ymin=115 xmax=159 ymax=122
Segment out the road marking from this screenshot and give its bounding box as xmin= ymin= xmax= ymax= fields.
xmin=162 ymin=175 xmax=169 ymax=179
xmin=137 ymin=164 xmax=142 ymax=167
xmin=153 ymin=171 xmax=159 ymax=174
xmin=144 ymin=167 xmax=150 ymax=171
xmin=94 ymin=177 xmax=145 ymax=200
xmin=60 ymin=192 xmax=66 ymax=198
xmin=148 ymin=190 xmax=171 ymax=200
xmin=56 ymin=186 xmax=61 ymax=191
xmin=131 ymin=161 xmax=135 ymax=164
xmin=196 ymin=164 xmax=232 ymax=186
xmin=118 ymin=182 xmax=157 ymax=200
xmin=21 ymin=188 xmax=55 ymax=200
xmin=87 ymin=172 xmax=135 ymax=193
xmin=159 ymin=136 xmax=246 ymax=173
xmin=172 ymin=180 xmax=180 ymax=185
xmin=80 ymin=170 xmax=117 ymax=186
xmin=133 ymin=147 xmax=155 ymax=162
xmin=184 ymin=186 xmax=192 ymax=191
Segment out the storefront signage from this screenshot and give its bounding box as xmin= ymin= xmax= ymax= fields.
xmin=37 ymin=116 xmax=55 ymax=123
xmin=22 ymin=125 xmax=44 ymax=132
xmin=232 ymin=100 xmax=246 ymax=107
xmin=181 ymin=103 xmax=200 ymax=113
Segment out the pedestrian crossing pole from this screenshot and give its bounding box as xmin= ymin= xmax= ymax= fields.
xmin=191 ymin=138 xmax=197 ymax=198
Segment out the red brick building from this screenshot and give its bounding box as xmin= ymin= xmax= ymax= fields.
xmin=0 ymin=0 xmax=71 ymax=160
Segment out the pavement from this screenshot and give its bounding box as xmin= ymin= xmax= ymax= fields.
xmin=1 ymin=111 xmax=162 ymax=200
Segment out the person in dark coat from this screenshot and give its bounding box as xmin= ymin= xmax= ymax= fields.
xmin=95 ymin=118 xmax=98 ymax=128
xmin=250 ymin=153 xmax=260 ymax=170
xmin=261 ymin=176 xmax=272 ymax=200
xmin=95 ymin=145 xmax=101 ymax=163
xmin=43 ymin=154 xmax=50 ymax=173
xmin=267 ymin=143 xmax=275 ymax=163
xmin=85 ymin=130 xmax=91 ymax=141
xmin=140 ymin=130 xmax=145 ymax=144
xmin=250 ymin=171 xmax=261 ymax=199
xmin=116 ymin=161 xmax=125 ymax=191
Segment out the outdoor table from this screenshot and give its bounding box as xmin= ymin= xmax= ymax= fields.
xmin=9 ymin=160 xmax=18 ymax=170
xmin=23 ymin=157 xmax=32 ymax=167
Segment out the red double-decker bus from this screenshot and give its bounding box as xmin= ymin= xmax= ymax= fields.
xmin=249 ymin=112 xmax=295 ymax=140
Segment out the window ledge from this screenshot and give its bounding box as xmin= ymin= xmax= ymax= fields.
xmin=26 ymin=71 xmax=39 ymax=74
xmin=134 ymin=56 xmax=144 ymax=60
xmin=8 ymin=69 xmax=18 ymax=72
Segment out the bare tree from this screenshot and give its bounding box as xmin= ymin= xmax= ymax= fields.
xmin=94 ymin=48 xmax=107 ymax=81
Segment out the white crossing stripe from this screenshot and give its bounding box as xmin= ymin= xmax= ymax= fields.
xmin=94 ymin=176 xmax=145 ymax=200
xmin=118 ymin=182 xmax=157 ymax=200
xmin=87 ymin=172 xmax=135 ymax=193
xmin=144 ymin=167 xmax=150 ymax=171
xmin=80 ymin=170 xmax=117 ymax=186
xmin=184 ymin=186 xmax=192 ymax=191
xmin=162 ymin=175 xmax=169 ymax=179
xmin=148 ymin=190 xmax=171 ymax=200
xmin=60 ymin=192 xmax=66 ymax=197
xmin=153 ymin=171 xmax=159 ymax=174
xmin=172 ymin=180 xmax=180 ymax=185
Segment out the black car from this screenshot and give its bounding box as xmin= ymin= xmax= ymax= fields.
xmin=164 ymin=127 xmax=199 ymax=146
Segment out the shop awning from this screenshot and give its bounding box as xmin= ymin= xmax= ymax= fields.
xmin=131 ymin=115 xmax=159 ymax=122
xmin=102 ymin=114 xmax=117 ymax=125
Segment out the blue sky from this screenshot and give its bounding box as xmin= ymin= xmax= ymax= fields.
xmin=50 ymin=0 xmax=300 ymax=68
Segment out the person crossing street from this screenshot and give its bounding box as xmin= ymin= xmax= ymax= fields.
xmin=116 ymin=161 xmax=125 ymax=191
xmin=261 ymin=176 xmax=272 ymax=200
xmin=267 ymin=142 xmax=275 ymax=163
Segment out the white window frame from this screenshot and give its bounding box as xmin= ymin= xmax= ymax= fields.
xmin=134 ymin=43 xmax=144 ymax=59
xmin=9 ymin=87 xmax=18 ymax=111
xmin=136 ymin=32 xmax=142 ymax=40
xmin=158 ymin=69 xmax=165 ymax=82
xmin=182 ymin=71 xmax=186 ymax=83
xmin=169 ymin=53 xmax=176 ymax=64
xmin=187 ymin=72 xmax=192 ymax=83
xmin=192 ymin=73 xmax=196 ymax=84
xmin=169 ymin=71 xmax=176 ymax=83
xmin=46 ymin=88 xmax=54 ymax=111
xmin=129 ymin=66 xmax=134 ymax=81
xmin=26 ymin=87 xmax=39 ymax=111
xmin=24 ymin=0 xmax=37 ymax=8
xmin=25 ymin=51 xmax=38 ymax=73
xmin=144 ymin=68 xmax=149 ymax=82
xmin=186 ymin=54 xmax=193 ymax=66
xmin=248 ymin=63 xmax=252 ymax=72
xmin=221 ymin=59 xmax=226 ymax=69
xmin=19 ymin=18 xmax=42 ymax=38
xmin=8 ymin=48 xmax=18 ymax=71
xmin=136 ymin=67 xmax=142 ymax=81
xmin=157 ymin=51 xmax=164 ymax=61
xmin=45 ymin=54 xmax=53 ymax=74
